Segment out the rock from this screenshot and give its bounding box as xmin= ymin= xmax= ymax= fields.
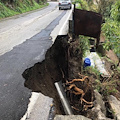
xmin=106 ymin=50 xmax=119 ymax=65
xmin=94 ymin=90 xmax=106 ymax=115
xmin=108 ymin=95 xmax=120 ymax=120
xmin=86 ymin=90 xmax=113 ymax=120
xmin=92 ymin=104 xmax=113 ymax=120
xmin=54 ymin=115 xmax=91 ymax=120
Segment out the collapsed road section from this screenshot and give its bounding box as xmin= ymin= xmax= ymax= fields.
xmin=22 ymin=34 xmax=94 ymax=119
xmin=22 ymin=6 xmax=120 ymax=120
xmin=22 ymin=6 xmax=98 ymax=120
xmin=22 ymin=35 xmax=70 ymax=115
xmin=22 ymin=8 xmax=102 ymax=119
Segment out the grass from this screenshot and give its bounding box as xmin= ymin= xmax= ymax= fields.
xmin=117 ymin=66 xmax=120 ymax=72
xmin=84 ymin=66 xmax=100 ymax=77
xmin=79 ymin=35 xmax=90 ymax=57
xmin=95 ymin=78 xmax=118 ymax=96
xmin=0 ymin=0 xmax=49 ymax=19
xmin=83 ymin=66 xmax=119 ymax=96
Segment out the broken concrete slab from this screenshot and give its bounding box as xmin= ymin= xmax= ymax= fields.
xmin=54 ymin=115 xmax=91 ymax=120
xmin=22 ymin=93 xmax=53 ymax=120
xmin=108 ymin=95 xmax=120 ymax=120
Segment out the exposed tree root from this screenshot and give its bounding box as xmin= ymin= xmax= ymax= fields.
xmin=65 ymin=75 xmax=93 ymax=111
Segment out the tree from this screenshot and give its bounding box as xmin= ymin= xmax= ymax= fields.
xmin=102 ymin=0 xmax=120 ymax=59
xmin=111 ymin=0 xmax=120 ymax=22
xmin=95 ymin=0 xmax=114 ymax=18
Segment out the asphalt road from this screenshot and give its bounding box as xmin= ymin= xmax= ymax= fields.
xmin=0 ymin=2 xmax=71 ymax=120
xmin=0 ymin=2 xmax=63 ymax=55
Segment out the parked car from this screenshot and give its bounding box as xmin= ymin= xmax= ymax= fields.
xmin=58 ymin=0 xmax=72 ymax=10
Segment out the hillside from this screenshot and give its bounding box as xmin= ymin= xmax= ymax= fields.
xmin=0 ymin=0 xmax=48 ymax=19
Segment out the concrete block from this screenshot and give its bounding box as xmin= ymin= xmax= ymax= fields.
xmin=54 ymin=115 xmax=91 ymax=120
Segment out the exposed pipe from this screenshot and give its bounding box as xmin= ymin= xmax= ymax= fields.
xmin=55 ymin=81 xmax=73 ymax=115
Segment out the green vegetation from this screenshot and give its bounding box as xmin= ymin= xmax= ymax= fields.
xmin=83 ymin=65 xmax=119 ymax=97
xmin=95 ymin=78 xmax=118 ymax=96
xmin=96 ymin=0 xmax=115 ymax=19
xmin=84 ymin=66 xmax=100 ymax=79
xmin=102 ymin=0 xmax=120 ymax=58
xmin=83 ymin=65 xmax=118 ymax=96
xmin=74 ymin=0 xmax=89 ymax=10
xmin=85 ymin=66 xmax=100 ymax=76
xmin=0 ymin=0 xmax=48 ymax=19
xmin=75 ymin=0 xmax=97 ymax=11
xmin=79 ymin=35 xmax=90 ymax=57
xmin=117 ymin=66 xmax=120 ymax=72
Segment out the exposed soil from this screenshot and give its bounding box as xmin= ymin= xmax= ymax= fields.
xmin=22 ymin=35 xmax=120 ymax=119
xmin=22 ymin=35 xmax=93 ymax=115
xmin=22 ymin=35 xmax=69 ymax=114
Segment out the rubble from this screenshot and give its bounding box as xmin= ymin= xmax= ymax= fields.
xmin=54 ymin=115 xmax=91 ymax=120
xmin=87 ymin=90 xmax=113 ymax=120
xmin=108 ymin=95 xmax=120 ymax=120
